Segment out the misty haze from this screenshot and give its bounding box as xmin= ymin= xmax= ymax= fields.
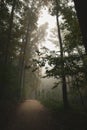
xmin=0 ymin=0 xmax=87 ymax=130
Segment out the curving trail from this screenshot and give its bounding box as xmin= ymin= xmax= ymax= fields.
xmin=7 ymin=100 xmax=56 ymax=130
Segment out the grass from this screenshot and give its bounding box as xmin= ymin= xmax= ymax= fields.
xmin=40 ymin=98 xmax=87 ymax=130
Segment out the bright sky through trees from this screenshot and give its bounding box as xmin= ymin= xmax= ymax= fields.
xmin=38 ymin=7 xmax=58 ymax=51
xmin=38 ymin=7 xmax=56 ymax=27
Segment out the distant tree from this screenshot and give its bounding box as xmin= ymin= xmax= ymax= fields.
xmin=0 ymin=0 xmax=28 ymax=100
xmin=18 ymin=0 xmax=43 ymax=99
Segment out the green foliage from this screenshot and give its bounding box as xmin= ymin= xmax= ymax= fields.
xmin=41 ymin=98 xmax=63 ymax=111
xmin=35 ymin=0 xmax=87 ymax=108
xmin=0 ymin=0 xmax=41 ymax=100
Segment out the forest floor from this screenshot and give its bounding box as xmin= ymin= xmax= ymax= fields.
xmin=0 ymin=99 xmax=87 ymax=130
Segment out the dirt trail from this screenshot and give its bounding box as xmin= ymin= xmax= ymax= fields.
xmin=7 ymin=100 xmax=57 ymax=130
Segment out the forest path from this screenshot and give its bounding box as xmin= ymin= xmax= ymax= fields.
xmin=7 ymin=100 xmax=57 ymax=130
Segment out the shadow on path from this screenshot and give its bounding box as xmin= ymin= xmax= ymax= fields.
xmin=7 ymin=100 xmax=57 ymax=130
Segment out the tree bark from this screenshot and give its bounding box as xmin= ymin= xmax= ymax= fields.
xmin=0 ymin=0 xmax=17 ymax=97
xmin=73 ymin=0 xmax=87 ymax=54
xmin=5 ymin=0 xmax=16 ymax=64
xmin=55 ymin=0 xmax=69 ymax=108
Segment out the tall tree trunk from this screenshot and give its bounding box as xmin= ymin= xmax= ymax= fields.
xmin=73 ymin=0 xmax=87 ymax=54
xmin=1 ymin=0 xmax=17 ymax=98
xmin=0 ymin=0 xmax=17 ymax=98
xmin=18 ymin=37 xmax=25 ymax=99
xmin=5 ymin=0 xmax=16 ymax=64
xmin=55 ymin=0 xmax=69 ymax=108
xmin=19 ymin=9 xmax=31 ymax=99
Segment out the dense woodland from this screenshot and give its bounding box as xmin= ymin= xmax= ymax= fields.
xmin=0 ymin=0 xmax=42 ymax=100
xmin=0 ymin=0 xmax=87 ymax=130
xmin=0 ymin=0 xmax=87 ymax=106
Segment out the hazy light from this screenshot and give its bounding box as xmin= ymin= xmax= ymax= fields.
xmin=45 ymin=41 xmax=57 ymax=50
xmin=38 ymin=7 xmax=57 ymax=51
xmin=38 ymin=7 xmax=56 ymax=28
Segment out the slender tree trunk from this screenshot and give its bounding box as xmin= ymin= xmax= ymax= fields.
xmin=55 ymin=0 xmax=69 ymax=108
xmin=19 ymin=9 xmax=31 ymax=99
xmin=5 ymin=0 xmax=16 ymax=64
xmin=18 ymin=37 xmax=25 ymax=99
